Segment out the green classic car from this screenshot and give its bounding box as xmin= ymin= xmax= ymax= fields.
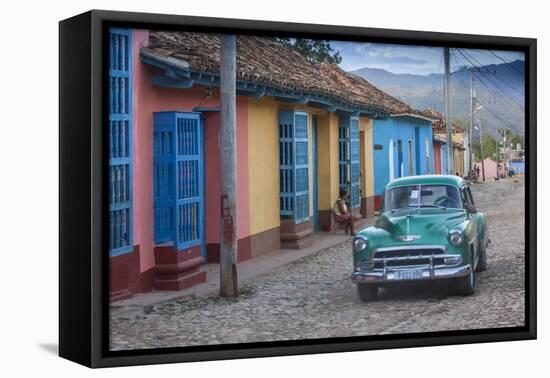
xmin=351 ymin=175 xmax=489 ymax=301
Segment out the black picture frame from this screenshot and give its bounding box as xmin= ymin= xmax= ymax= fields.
xmin=59 ymin=9 xmax=537 ymax=368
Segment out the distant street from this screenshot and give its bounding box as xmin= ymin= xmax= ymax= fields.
xmin=110 ymin=178 xmax=525 ymax=350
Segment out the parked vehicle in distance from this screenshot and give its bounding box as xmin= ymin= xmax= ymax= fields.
xmin=351 ymin=175 xmax=489 ymax=301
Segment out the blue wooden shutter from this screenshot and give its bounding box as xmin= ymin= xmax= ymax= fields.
xmin=153 ymin=114 xmax=175 ymax=244
xmin=109 ymin=28 xmax=133 ymax=256
xmin=174 ymin=113 xmax=203 ymax=250
xmin=153 ymin=112 xmax=203 ymax=250
xmin=339 ymin=116 xmax=360 ymax=208
xmin=279 ymin=110 xmax=310 ymax=224
xmin=350 ymin=117 xmax=360 ymax=208
xmin=294 ymin=112 xmax=310 ymax=223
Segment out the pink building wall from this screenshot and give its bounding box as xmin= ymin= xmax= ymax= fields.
xmin=202 ymin=103 xmax=250 ymax=244
xmin=131 ymin=29 xmax=250 ymax=273
xmin=475 ymin=158 xmax=504 ymax=181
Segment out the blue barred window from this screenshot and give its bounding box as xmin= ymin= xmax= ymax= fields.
xmin=339 ymin=116 xmax=360 ymax=208
xmin=109 ymin=28 xmax=133 ymax=256
xmin=279 ymin=110 xmax=310 ymax=224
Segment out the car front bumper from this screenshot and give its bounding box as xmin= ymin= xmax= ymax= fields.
xmin=351 ymin=263 xmax=472 ymax=284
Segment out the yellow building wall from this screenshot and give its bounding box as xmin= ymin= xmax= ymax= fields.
xmin=316 ymin=112 xmax=339 ymax=210
xmin=435 ymin=132 xmax=465 ymax=176
xmin=454 ymin=149 xmax=465 ymax=176
xmin=247 ymin=97 xmax=281 ymax=235
xmin=359 ymin=117 xmax=374 ymax=198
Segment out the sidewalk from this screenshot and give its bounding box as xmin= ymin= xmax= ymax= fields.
xmin=111 ymin=218 xmax=372 ymax=308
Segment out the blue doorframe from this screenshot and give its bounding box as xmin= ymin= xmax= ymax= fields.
xmin=200 ymin=115 xmax=206 ymax=257
xmin=415 ymin=127 xmax=421 ymax=175
xmin=312 ymin=115 xmax=319 ymax=231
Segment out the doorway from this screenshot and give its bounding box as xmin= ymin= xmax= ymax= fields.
xmin=408 ymin=139 xmax=414 ymax=176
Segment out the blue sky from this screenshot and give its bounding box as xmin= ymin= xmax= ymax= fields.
xmin=331 ymin=42 xmax=525 ymax=75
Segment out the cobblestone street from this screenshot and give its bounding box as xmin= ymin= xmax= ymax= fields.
xmin=110 ymin=178 xmax=525 ymax=351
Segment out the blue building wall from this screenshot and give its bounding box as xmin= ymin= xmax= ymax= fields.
xmin=372 ymin=116 xmax=434 ymax=195
xmin=441 ymin=144 xmax=448 ymax=174
xmin=510 ymin=160 xmax=525 ymax=174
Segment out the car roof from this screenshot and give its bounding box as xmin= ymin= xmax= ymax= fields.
xmin=386 ymin=174 xmax=464 ymax=190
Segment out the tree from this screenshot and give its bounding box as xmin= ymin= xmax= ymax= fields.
xmin=472 ymin=134 xmax=498 ymax=161
xmin=481 ymin=134 xmax=498 ymax=160
xmin=276 ymin=38 xmax=342 ymax=65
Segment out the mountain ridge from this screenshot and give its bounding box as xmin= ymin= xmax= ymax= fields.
xmin=350 ymin=60 xmax=525 ymax=137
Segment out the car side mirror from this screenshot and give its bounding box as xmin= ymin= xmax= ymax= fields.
xmin=464 ymin=203 xmax=477 ymax=214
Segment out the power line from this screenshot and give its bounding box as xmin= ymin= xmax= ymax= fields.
xmin=467 ymin=52 xmax=525 ymax=101
xmin=456 ymin=49 xmax=524 ymax=107
xmin=474 ymin=72 xmax=525 ymax=113
xmin=477 ymin=103 xmax=524 ymax=136
xmin=452 ymin=49 xmax=525 ymax=122
xmin=450 ymin=49 xmax=525 ymax=137
xmin=458 ymin=49 xmax=525 ymax=99
xmin=487 ymin=50 xmax=524 ymax=74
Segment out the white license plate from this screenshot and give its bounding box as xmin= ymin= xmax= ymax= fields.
xmin=392 ymin=269 xmax=424 ymax=281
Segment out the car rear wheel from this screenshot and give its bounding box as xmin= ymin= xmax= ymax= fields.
xmin=357 ymin=284 xmax=378 ymax=302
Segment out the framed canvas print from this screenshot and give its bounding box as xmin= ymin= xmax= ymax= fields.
xmin=59 ymin=9 xmax=536 ymax=368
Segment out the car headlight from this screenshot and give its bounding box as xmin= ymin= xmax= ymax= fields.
xmin=448 ymin=230 xmax=464 ymax=247
xmin=358 ymin=260 xmax=374 ymax=270
xmin=353 ymin=237 xmax=368 ymax=252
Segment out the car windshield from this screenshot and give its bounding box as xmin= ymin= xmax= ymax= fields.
xmin=383 ymin=184 xmax=462 ymax=212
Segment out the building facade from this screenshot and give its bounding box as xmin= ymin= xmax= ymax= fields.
xmin=475 ymin=158 xmax=505 ymax=181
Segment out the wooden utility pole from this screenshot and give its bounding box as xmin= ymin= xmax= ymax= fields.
xmin=496 ymin=128 xmax=501 ymax=178
xmin=478 ymin=120 xmax=485 ymax=181
xmin=444 ymin=48 xmax=454 ymax=175
xmin=219 ymin=34 xmax=238 ymax=297
xmin=468 ymin=70 xmax=474 ymax=178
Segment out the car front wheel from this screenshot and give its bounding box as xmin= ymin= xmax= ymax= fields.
xmin=357 ymin=284 xmax=378 ymax=302
xmin=475 ymin=238 xmax=488 ymax=272
xmin=454 ymin=254 xmax=476 ymax=296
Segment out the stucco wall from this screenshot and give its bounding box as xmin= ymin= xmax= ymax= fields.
xmin=372 ymin=116 xmax=434 ymax=195
xmin=247 ymin=97 xmax=281 ymax=235
xmin=434 ymin=142 xmax=443 ymax=174
xmin=510 ymin=161 xmax=525 ymax=174
xmin=360 ymin=117 xmax=374 ymax=198
xmin=316 ymin=112 xmax=339 ymax=210
xmin=475 ymin=158 xmax=504 ymax=180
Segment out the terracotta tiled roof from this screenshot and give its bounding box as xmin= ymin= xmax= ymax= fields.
xmin=424 ymin=108 xmax=464 ymax=134
xmin=145 ymin=31 xmax=431 ymax=117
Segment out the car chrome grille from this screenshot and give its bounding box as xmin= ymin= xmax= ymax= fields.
xmin=373 ymin=247 xmax=446 ymax=269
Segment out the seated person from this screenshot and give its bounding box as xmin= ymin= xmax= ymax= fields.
xmin=332 ymin=189 xmax=355 ymax=236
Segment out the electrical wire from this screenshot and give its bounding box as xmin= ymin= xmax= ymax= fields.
xmin=451 ymin=49 xmax=525 ymax=136
xmin=456 ymin=49 xmax=524 ymax=111
xmin=458 ymin=49 xmax=525 ymax=99
xmin=487 ymin=50 xmax=524 ymax=74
